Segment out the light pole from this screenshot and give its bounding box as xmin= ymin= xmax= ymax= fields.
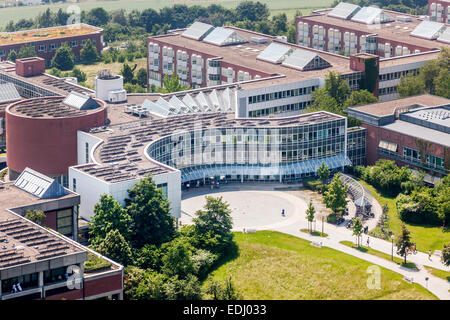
xmin=391 ymin=235 xmax=395 ymax=261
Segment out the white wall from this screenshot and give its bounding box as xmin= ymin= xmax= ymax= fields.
xmin=69 ymin=166 xmax=181 ymax=221
xmin=77 ymin=131 xmax=104 ymax=165
xmin=236 ymin=78 xmax=321 ymax=117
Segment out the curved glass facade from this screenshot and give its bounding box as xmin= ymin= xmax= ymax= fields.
xmin=147 ymin=118 xmax=350 ymax=183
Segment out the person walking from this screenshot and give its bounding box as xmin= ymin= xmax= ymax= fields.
xmin=281 ymin=209 xmax=285 ymax=217
xmin=428 ymin=250 xmax=432 ymax=261
xmin=366 ymin=236 xmax=370 ymax=248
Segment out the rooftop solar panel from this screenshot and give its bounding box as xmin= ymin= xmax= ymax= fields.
xmin=182 ymin=21 xmax=215 ymax=40
xmin=0 ymin=82 xmax=20 ymax=104
xmin=437 ymin=27 xmax=450 ymax=43
xmin=411 ymin=21 xmax=446 ymax=40
xmin=203 ymin=27 xmax=248 ymax=46
xmin=256 ymin=42 xmax=293 ymax=64
xmin=328 ymin=2 xmax=361 ymax=20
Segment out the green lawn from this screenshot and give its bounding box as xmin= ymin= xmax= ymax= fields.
xmin=204 ymin=231 xmax=437 ymax=300
xmin=424 ymin=266 xmax=450 ymax=282
xmin=360 ymin=180 xmax=450 ymax=253
xmin=300 ymin=228 xmax=328 ymax=237
xmin=340 ymin=241 xmax=418 ymax=270
xmin=0 ymin=0 xmax=334 ymax=28
xmin=64 ymin=57 xmax=147 ymax=88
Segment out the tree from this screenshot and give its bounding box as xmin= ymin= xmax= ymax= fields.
xmin=161 ymin=238 xmax=195 ymax=279
xmin=396 ymin=223 xmax=413 ymax=264
xmin=125 ymin=175 xmax=175 ymax=248
xmin=111 ymin=9 xmax=128 ymax=26
xmin=305 ymin=200 xmax=316 ymax=232
xmin=136 ymin=68 xmax=148 ymax=88
xmin=235 ymin=1 xmax=269 ymax=22
xmin=398 ymin=74 xmax=425 ymax=98
xmin=323 ymin=173 xmax=348 ymax=215
xmin=435 ymin=68 xmax=450 ymax=98
xmin=87 ymin=7 xmax=110 ymax=26
xmin=363 ymin=159 xmax=411 ymax=196
xmin=157 ymin=74 xmax=189 ymax=93
xmin=352 ymin=218 xmax=363 ymax=247
xmin=343 ymin=90 xmax=378 ymax=109
xmin=192 ymin=196 xmax=233 ymax=256
xmin=17 ymin=45 xmax=36 ymax=59
xmin=442 ymin=243 xmax=450 ymax=266
xmin=71 ymin=67 xmax=87 ymax=83
xmin=317 ymin=161 xmax=330 ymax=187
xmin=96 ymin=229 xmax=133 ymax=266
xmin=24 ymin=209 xmax=46 ymax=225
xmin=418 ymin=60 xmax=440 ymax=94
xmin=121 ymin=63 xmax=134 ymax=84
xmin=7 ymin=50 xmax=17 ymax=62
xmin=204 ymin=277 xmax=242 ymax=300
xmin=80 ymin=39 xmax=100 ymax=64
xmin=323 ymin=71 xmax=351 ymax=107
xmin=90 ymin=194 xmax=131 ymax=244
xmin=51 ymin=43 xmax=75 ymax=71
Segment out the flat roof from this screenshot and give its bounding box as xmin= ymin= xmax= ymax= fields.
xmin=8 ymin=96 xmax=105 ymax=119
xmin=0 ymin=61 xmax=94 ymax=97
xmin=382 ymin=119 xmax=450 ymax=147
xmin=151 ymin=26 xmax=355 ymax=90
xmin=0 ymin=182 xmax=82 ymax=269
xmin=78 ymin=111 xmax=344 ymax=183
xmin=299 ymin=10 xmax=450 ymax=50
xmin=347 ymin=94 xmax=450 ymax=117
xmin=0 ymin=24 xmax=102 ymax=46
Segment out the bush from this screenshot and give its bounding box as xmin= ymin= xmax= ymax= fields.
xmin=191 ymin=249 xmax=217 ymax=279
xmin=84 ymin=252 xmax=112 ymax=273
xmin=397 ymin=191 xmax=443 ymax=226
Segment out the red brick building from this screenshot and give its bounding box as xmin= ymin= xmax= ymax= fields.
xmin=296 ymin=3 xmax=449 ymax=58
xmin=429 ymin=0 xmax=450 ymax=23
xmin=346 ymin=95 xmax=450 ymax=178
xmin=0 ymin=24 xmax=103 ymax=66
xmin=0 ymin=168 xmax=123 ymax=301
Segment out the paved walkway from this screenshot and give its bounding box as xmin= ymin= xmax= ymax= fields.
xmin=181 ymin=183 xmax=450 ymax=300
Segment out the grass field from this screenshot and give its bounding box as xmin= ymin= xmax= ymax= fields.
xmin=0 ymin=0 xmax=334 ymax=28
xmin=360 ymin=181 xmax=450 ymax=253
xmin=74 ymin=57 xmax=147 ymax=88
xmin=204 ymin=231 xmax=437 ymax=300
xmin=423 ymin=266 xmax=450 ymax=282
xmin=340 ymin=241 xmax=418 ymax=270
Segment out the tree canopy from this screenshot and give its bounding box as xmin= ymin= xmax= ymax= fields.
xmin=51 ymin=43 xmax=75 ymax=71
xmin=126 ymin=175 xmax=175 ymax=248
xmin=323 ymin=173 xmax=348 ymax=215
xmin=90 ymin=194 xmax=132 ymax=245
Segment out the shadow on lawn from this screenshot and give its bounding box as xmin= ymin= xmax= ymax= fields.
xmin=202 ymin=241 xmax=240 ymax=281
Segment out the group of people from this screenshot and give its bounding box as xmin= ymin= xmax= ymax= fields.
xmin=11 ymin=282 xmax=22 ymax=293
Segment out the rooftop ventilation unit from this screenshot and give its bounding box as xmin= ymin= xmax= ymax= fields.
xmin=250 ymin=36 xmax=268 ymax=44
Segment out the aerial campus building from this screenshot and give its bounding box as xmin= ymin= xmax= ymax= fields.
xmin=0 ymin=3 xmax=447 ymax=297
xmin=346 ymin=94 xmax=450 ymax=179
xmin=0 ymin=167 xmax=123 ymax=300
xmin=0 ymin=24 xmax=103 ymax=66
xmin=146 ymin=11 xmax=448 ymax=108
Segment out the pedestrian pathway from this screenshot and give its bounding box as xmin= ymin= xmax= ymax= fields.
xmin=275 ymin=211 xmax=450 ymax=300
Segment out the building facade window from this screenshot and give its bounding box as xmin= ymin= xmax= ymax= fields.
xmin=56 ymin=208 xmax=73 ymax=237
